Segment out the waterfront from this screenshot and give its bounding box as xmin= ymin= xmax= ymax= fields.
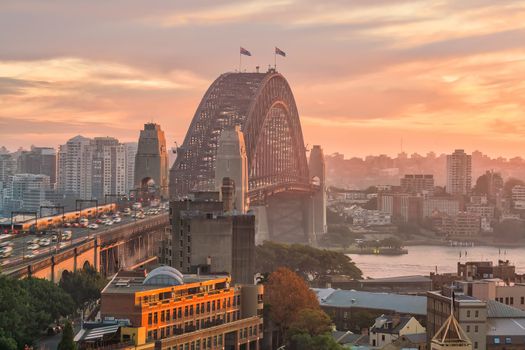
xmin=348 ymin=245 xmax=525 ymax=278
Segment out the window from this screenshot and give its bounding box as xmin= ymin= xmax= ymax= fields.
xmin=148 ymin=313 xmax=152 ymax=325
xmin=466 ymin=310 xmax=471 ymax=317
xmin=506 ymin=297 xmax=509 ymax=304
xmin=475 ymin=310 xmax=479 ymax=318
xmin=466 ymin=325 xmax=470 ymax=332
xmin=521 ymin=296 xmax=524 ymax=305
xmin=185 ymin=306 xmax=188 ymax=317
xmin=494 ymin=337 xmax=500 ymax=344
xmin=505 ymin=337 xmax=512 ymax=344
xmin=154 ymin=312 xmax=158 ymax=324
xmin=474 ymin=325 xmax=478 ymax=333
xmin=510 ymin=297 xmax=514 ymax=305
xmin=161 ymin=310 xmax=165 ymax=322
xmin=474 ymin=341 xmax=478 ymax=349
xmin=381 ymin=334 xmax=385 ymax=341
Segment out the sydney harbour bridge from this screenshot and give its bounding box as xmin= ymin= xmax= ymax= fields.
xmin=170 ymin=68 xmax=326 ymax=244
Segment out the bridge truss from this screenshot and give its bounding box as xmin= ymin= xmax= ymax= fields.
xmin=170 ymin=70 xmax=311 ymax=200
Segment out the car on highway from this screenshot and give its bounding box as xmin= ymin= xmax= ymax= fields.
xmin=63 ymin=222 xmax=72 ymax=228
xmin=51 ymin=234 xmax=58 ymax=242
xmin=0 ymin=241 xmax=13 ymax=248
xmin=87 ymin=224 xmax=99 ymax=230
xmin=95 ymin=219 xmax=103 ymax=224
xmin=23 ymin=253 xmax=35 ymax=259
xmin=0 ymin=248 xmax=12 ymax=258
xmin=27 ymin=243 xmax=39 ymax=250
xmin=104 ymin=220 xmax=114 ymax=226
xmin=72 ymin=222 xmax=80 ymax=228
xmin=39 ymin=238 xmax=51 ymax=247
xmin=113 ymin=217 xmax=121 ymax=223
xmin=61 ymin=231 xmax=72 ymax=240
xmin=28 ymin=238 xmax=40 ymax=245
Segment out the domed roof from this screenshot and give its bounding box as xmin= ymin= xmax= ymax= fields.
xmin=143 ymin=266 xmax=184 ymax=286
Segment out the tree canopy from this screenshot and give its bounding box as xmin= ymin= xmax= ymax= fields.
xmin=504 ymin=178 xmax=525 ymax=198
xmin=264 ymin=267 xmax=320 ymax=332
xmin=59 ymin=265 xmax=106 ymax=310
xmin=256 ymin=241 xmax=362 ymax=285
xmin=58 ymin=322 xmax=76 ymax=350
xmin=0 ymin=276 xmax=74 ymax=348
xmin=493 ymin=219 xmax=525 ymax=242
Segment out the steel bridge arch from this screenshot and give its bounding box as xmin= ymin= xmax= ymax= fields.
xmin=170 ymin=70 xmax=309 ymax=198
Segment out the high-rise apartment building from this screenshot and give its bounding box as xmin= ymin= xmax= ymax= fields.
xmin=92 ymin=137 xmax=120 ymax=200
xmin=57 ymin=135 xmax=93 ymax=199
xmin=447 ymin=149 xmax=472 ymax=196
xmin=0 ymin=154 xmax=16 ymax=190
xmin=57 ymin=136 xmax=135 ymax=200
xmin=17 ymin=146 xmax=57 ymax=185
xmin=9 ymin=173 xmax=52 ymax=211
xmin=401 ymin=174 xmax=434 ymax=194
xmin=124 ymin=142 xmax=138 ymax=195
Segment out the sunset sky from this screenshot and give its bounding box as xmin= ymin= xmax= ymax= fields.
xmin=1 ymin=1 xmax=525 ymax=158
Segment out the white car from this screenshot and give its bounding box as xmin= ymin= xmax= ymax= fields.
xmin=0 ymin=241 xmax=13 ymax=248
xmin=39 ymin=239 xmax=51 ymax=247
xmin=113 ymin=217 xmax=121 ymax=223
xmin=24 ymin=253 xmax=35 ymax=259
xmin=28 ymin=238 xmax=40 ymax=245
xmin=88 ymin=223 xmax=99 ymax=229
xmin=27 ymin=243 xmax=39 ymax=250
xmin=61 ymin=231 xmax=72 ymax=240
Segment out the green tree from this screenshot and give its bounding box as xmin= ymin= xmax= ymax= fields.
xmin=289 ymin=309 xmax=333 ymax=336
xmin=362 ymin=197 xmax=377 ymax=210
xmin=379 ymin=237 xmax=403 ymax=249
xmin=288 ymin=333 xmax=343 ymax=350
xmin=59 ymin=265 xmax=106 ymax=311
xmin=0 ymin=276 xmax=74 ymax=348
xmin=0 ymin=336 xmax=17 ymax=350
xmin=493 ymin=219 xmax=525 ymax=242
xmin=57 ymin=322 xmax=76 ymax=350
xmin=504 ymin=178 xmax=525 ymax=197
xmin=256 ymin=241 xmax=362 ymax=285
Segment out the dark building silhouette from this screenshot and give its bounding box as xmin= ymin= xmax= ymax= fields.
xmin=18 ymin=146 xmax=56 ymax=185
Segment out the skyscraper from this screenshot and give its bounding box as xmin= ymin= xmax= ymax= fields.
xmin=92 ymin=137 xmax=120 ymax=200
xmin=446 ymin=149 xmax=472 ymax=196
xmin=124 ymin=142 xmax=138 ymax=195
xmin=57 ymin=135 xmax=93 ymax=199
xmin=17 ymin=146 xmax=57 ymax=186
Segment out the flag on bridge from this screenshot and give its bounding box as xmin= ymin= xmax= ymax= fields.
xmin=275 ymin=47 xmax=286 ymax=57
xmin=240 ymin=47 xmax=252 ymax=56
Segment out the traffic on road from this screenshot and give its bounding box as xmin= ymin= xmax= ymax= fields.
xmin=0 ymin=203 xmax=168 ymax=268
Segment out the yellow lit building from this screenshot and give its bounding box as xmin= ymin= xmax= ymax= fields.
xmin=100 ymin=266 xmax=263 ymax=350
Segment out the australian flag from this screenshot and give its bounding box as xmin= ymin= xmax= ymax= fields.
xmin=240 ymin=47 xmax=252 ymax=56
xmin=275 ymin=47 xmax=286 ymax=57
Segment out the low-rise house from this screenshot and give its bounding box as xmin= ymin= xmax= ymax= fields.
xmin=369 ymin=315 xmax=425 ymax=348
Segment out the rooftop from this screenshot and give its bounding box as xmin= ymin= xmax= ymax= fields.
xmin=487 ymin=300 xmax=525 ymax=318
xmin=487 ymin=318 xmax=525 ymax=336
xmin=312 ymin=288 xmax=427 ymax=315
xmin=102 ymin=266 xmax=229 ymax=294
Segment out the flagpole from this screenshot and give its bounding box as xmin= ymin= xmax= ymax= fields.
xmin=274 ymin=49 xmax=277 ymax=70
xmin=239 ymin=51 xmax=241 ymax=72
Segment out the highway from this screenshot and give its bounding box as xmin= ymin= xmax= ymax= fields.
xmin=0 ymin=206 xmax=168 ymax=269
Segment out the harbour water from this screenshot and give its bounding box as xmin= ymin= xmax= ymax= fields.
xmin=348 ymin=245 xmax=525 ymax=278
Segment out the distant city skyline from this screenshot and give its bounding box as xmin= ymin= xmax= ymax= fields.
xmin=1 ymin=1 xmax=525 ymax=158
